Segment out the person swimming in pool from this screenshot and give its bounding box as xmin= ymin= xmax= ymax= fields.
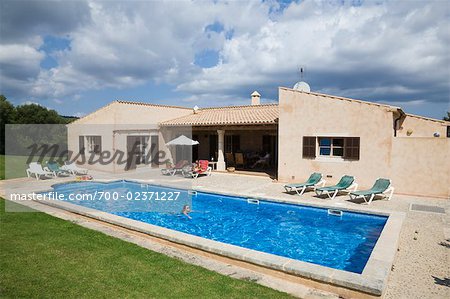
xmin=182 ymin=205 xmax=192 ymax=219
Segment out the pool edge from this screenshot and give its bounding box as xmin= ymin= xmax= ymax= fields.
xmin=32 ymin=191 xmax=405 ymax=297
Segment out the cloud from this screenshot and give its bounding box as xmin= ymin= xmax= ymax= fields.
xmin=0 ymin=43 xmax=45 ymax=98
xmin=177 ymin=1 xmax=449 ymax=105
xmin=0 ymin=0 xmax=91 ymax=44
xmin=0 ymin=0 xmax=448 ymax=115
xmin=22 ymin=100 xmax=40 ymax=106
xmin=74 ymin=112 xmax=86 ymax=118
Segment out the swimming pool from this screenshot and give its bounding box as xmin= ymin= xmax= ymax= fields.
xmin=46 ymin=180 xmax=387 ymax=274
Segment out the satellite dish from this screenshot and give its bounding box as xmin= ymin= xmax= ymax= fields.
xmin=293 ymin=81 xmax=311 ymax=92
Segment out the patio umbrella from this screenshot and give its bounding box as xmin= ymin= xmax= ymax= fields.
xmin=166 ymin=135 xmax=199 ymax=146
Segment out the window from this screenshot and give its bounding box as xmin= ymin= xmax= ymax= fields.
xmin=318 ymin=137 xmax=344 ymax=157
xmin=86 ymin=136 xmax=102 ymax=154
xmin=303 ymin=136 xmax=360 ymax=160
xmin=209 ymin=134 xmax=218 ymax=160
xmin=225 ymin=135 xmax=240 ymax=153
xmin=447 ymin=126 xmax=450 ymax=138
xmin=78 ymin=136 xmax=85 ymax=155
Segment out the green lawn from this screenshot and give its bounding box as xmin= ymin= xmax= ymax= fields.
xmin=0 ymin=155 xmax=67 ymax=180
xmin=0 ymin=155 xmax=31 ymax=180
xmin=0 ymin=155 xmax=4 ymax=179
xmin=0 ymin=199 xmax=291 ymax=298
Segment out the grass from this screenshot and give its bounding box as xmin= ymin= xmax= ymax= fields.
xmin=1 ymin=155 xmax=30 ymax=180
xmin=0 ymin=199 xmax=291 ymax=298
xmin=0 ymin=155 xmax=68 ymax=180
xmin=0 ymin=155 xmax=4 ymax=179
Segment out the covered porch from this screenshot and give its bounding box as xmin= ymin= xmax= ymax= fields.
xmin=159 ymin=100 xmax=279 ymax=177
xmin=192 ymin=125 xmax=278 ymax=176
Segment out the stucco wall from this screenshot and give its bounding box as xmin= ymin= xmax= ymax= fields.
xmin=278 ymin=88 xmax=395 ymax=190
xmin=391 ymin=138 xmax=450 ymax=197
xmin=397 ymin=114 xmax=448 ymax=138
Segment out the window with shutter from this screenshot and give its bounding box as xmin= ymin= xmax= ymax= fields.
xmin=302 ymin=136 xmax=316 ymax=158
xmin=344 ymin=137 xmax=360 ymax=160
xmin=86 ymin=136 xmax=102 ymax=154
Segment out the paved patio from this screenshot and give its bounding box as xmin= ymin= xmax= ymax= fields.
xmin=1 ymin=168 xmax=449 ymax=298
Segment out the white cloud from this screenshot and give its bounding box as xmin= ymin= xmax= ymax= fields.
xmin=74 ymin=112 xmax=86 ymax=118
xmin=177 ymin=1 xmax=449 ymax=104
xmin=0 ymin=0 xmax=448 ymax=111
xmin=22 ymin=100 xmax=40 ymax=106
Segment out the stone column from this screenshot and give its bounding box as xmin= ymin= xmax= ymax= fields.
xmin=217 ymin=129 xmax=225 ymax=171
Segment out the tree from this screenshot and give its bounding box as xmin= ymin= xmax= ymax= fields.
xmin=0 ymin=95 xmax=77 ymax=154
xmin=14 ymin=104 xmax=67 ymax=124
xmin=0 ymin=95 xmax=15 ymax=154
xmin=444 ymin=112 xmax=450 ymax=121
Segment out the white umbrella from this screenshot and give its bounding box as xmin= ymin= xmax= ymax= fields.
xmin=166 ymin=135 xmax=199 ymax=146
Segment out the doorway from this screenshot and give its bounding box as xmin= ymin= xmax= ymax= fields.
xmin=126 ymin=136 xmax=149 ymax=170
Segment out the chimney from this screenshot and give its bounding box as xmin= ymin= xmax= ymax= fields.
xmin=251 ymin=91 xmax=261 ymax=105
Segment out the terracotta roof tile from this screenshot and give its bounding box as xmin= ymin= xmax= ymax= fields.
xmin=160 ymin=104 xmax=279 ymax=126
xmin=115 ymin=100 xmax=191 ymax=109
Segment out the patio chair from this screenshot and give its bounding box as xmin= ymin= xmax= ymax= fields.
xmin=315 ymin=175 xmax=358 ymax=200
xmin=26 ymin=162 xmax=53 ymax=180
xmin=161 ymin=160 xmax=188 ymax=176
xmin=284 ymin=172 xmax=326 ymax=196
xmin=62 ymin=161 xmax=88 ymax=175
xmin=183 ymin=160 xmax=212 ymax=178
xmin=349 ymin=178 xmax=394 ymax=205
xmin=45 ymin=161 xmax=70 ymax=177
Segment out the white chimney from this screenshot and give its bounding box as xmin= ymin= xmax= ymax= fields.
xmin=193 ymin=105 xmax=199 ymax=114
xmin=251 ymin=91 xmax=261 ymax=105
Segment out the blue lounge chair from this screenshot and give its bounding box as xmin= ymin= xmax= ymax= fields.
xmin=45 ymin=161 xmax=70 ymax=177
xmin=349 ymin=178 xmax=394 ymax=205
xmin=284 ymin=173 xmax=325 ymax=195
xmin=315 ymin=175 xmax=358 ymax=200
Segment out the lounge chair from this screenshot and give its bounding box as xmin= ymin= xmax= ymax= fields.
xmin=315 ymin=175 xmax=358 ymax=200
xmin=349 ymin=178 xmax=394 ymax=205
xmin=284 ymin=172 xmax=325 ymax=196
xmin=26 ymin=162 xmax=53 ymax=180
xmin=45 ymin=161 xmax=70 ymax=177
xmin=161 ymin=160 xmax=188 ymax=176
xmin=62 ymin=161 xmax=88 ymax=175
xmin=183 ymin=160 xmax=212 ymax=178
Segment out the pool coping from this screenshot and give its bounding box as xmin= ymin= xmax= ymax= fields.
xmin=20 ymin=179 xmax=405 ymax=296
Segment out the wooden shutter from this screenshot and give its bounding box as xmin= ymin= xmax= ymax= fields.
xmin=302 ymin=136 xmax=316 ymax=158
xmin=78 ymin=136 xmax=85 ymax=155
xmin=94 ymin=136 xmax=102 ymax=154
xmin=344 ymin=137 xmax=360 ymax=160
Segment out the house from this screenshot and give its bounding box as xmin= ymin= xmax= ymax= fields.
xmin=67 ymin=87 xmax=450 ymax=197
xmin=277 ymin=87 xmax=449 ymax=198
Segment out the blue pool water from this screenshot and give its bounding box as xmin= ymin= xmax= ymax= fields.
xmin=47 ymin=181 xmax=387 ymax=274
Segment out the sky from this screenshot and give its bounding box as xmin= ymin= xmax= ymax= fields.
xmin=0 ymin=0 xmax=449 ymax=119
